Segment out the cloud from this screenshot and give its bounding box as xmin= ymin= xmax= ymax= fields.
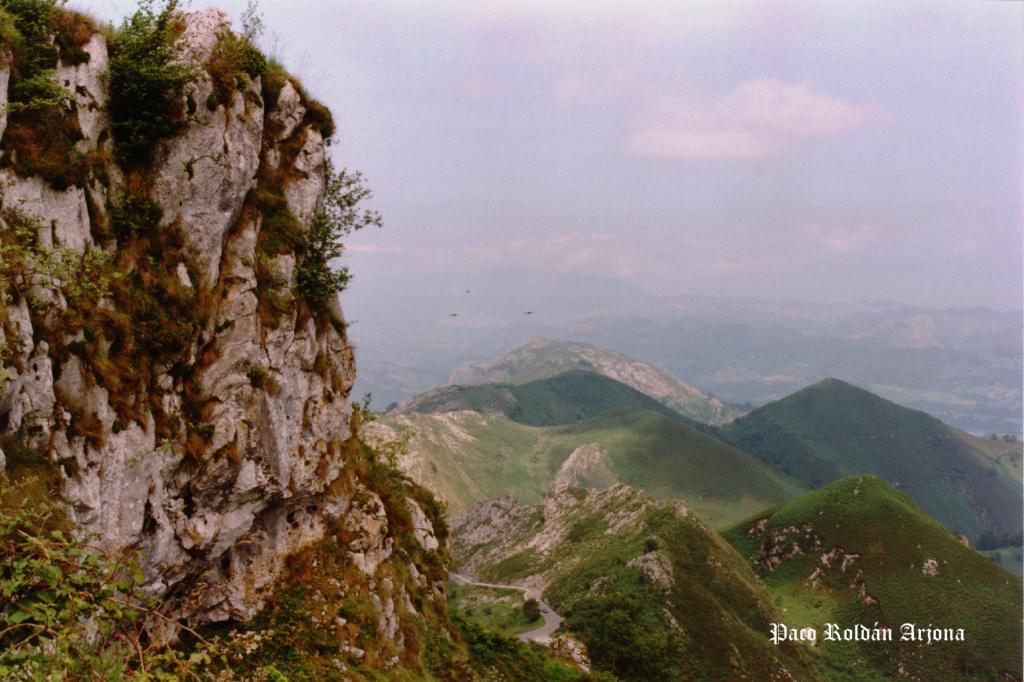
xmin=794 ymin=223 xmax=881 ymax=254
xmin=412 ymin=232 xmax=640 ymax=280
xmin=627 ymin=79 xmax=883 ymax=160
xmin=346 ymin=243 xmax=402 ymax=255
xmin=456 ymin=75 xmax=499 ymax=100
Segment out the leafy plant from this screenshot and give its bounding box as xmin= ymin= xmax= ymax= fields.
xmin=296 ymin=164 xmax=382 ymax=307
xmin=0 ymin=0 xmax=89 ymax=188
xmin=110 ymin=192 xmax=163 ymax=239
xmin=247 ymin=362 xmax=280 ymax=394
xmin=205 ymin=28 xmax=265 ymax=110
xmin=108 ymin=0 xmax=191 ymax=166
xmin=0 ymin=207 xmax=120 ymax=303
xmin=0 ymin=472 xmax=291 ymax=679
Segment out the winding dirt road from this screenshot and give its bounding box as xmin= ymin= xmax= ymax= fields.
xmin=451 ymin=573 xmax=563 ymax=643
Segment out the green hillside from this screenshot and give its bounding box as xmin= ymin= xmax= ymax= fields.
xmin=394 ymin=370 xmax=698 ymax=427
xmin=452 ymin=486 xmax=818 ymax=681
xmin=723 ymin=477 xmax=1023 ymax=681
xmin=373 ymin=406 xmax=804 ymax=526
xmin=720 ymin=378 xmax=1022 ymax=544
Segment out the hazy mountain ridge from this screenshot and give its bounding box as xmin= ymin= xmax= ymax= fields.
xmin=353 ymin=299 xmax=1021 ymax=433
xmin=445 ymin=338 xmax=741 ymax=425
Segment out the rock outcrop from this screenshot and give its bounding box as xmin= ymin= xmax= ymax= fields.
xmin=0 ymin=8 xmax=445 ymax=650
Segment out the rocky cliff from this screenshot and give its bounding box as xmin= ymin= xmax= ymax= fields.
xmin=0 ymin=5 xmax=445 ymax=659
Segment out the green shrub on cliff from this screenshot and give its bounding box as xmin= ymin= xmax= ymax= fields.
xmin=108 ymin=0 xmax=191 ymax=166
xmin=297 ymin=164 xmax=382 ymax=308
xmin=0 ymin=0 xmax=90 ymax=188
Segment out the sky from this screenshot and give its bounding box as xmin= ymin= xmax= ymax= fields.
xmin=74 ymin=0 xmax=1023 ymax=316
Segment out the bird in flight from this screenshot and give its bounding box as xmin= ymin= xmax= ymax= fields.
xmin=523 ymin=311 xmax=533 ymax=315
xmin=449 ymin=313 xmax=459 ymax=317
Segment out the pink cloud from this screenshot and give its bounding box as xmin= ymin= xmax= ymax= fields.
xmin=794 ymin=223 xmax=881 ymax=254
xmin=420 ymin=232 xmax=640 ymax=279
xmin=627 ymin=78 xmax=884 ymax=160
xmin=456 ymin=75 xmax=499 ymax=100
xmin=346 ymin=243 xmax=402 ymax=255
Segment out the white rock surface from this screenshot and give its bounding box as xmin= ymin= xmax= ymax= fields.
xmin=268 ymin=81 xmax=306 ymax=142
xmin=56 ymin=34 xmax=109 ymax=148
xmin=152 ymin=10 xmax=263 ymax=290
xmin=407 ymin=497 xmax=440 ymax=551
xmin=284 ymin=126 xmax=326 ymax=225
xmin=0 ymin=171 xmax=93 ymax=254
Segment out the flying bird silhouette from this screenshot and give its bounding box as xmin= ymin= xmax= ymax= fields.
xmin=449 ymin=313 xmax=459 ymax=317
xmin=523 ymin=311 xmax=533 ymax=315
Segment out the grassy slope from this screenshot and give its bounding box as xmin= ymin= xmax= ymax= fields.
xmin=723 ymin=476 xmax=1023 ymax=681
xmin=719 ymin=378 xmax=1022 ymax=542
xmin=555 ymin=408 xmax=806 ymax=527
xmin=381 ymin=406 xmax=805 ymax=527
xmin=455 ymin=487 xmax=818 ymax=681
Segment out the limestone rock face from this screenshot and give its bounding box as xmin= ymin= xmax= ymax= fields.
xmin=284 ymin=126 xmax=326 ymax=225
xmin=152 ymin=10 xmax=263 ymax=290
xmin=268 ymin=81 xmax=306 ymax=142
xmin=451 ymin=484 xmax=655 ymax=578
xmin=56 ymin=34 xmax=109 ymax=148
xmin=0 ymin=9 xmax=444 ymax=645
xmin=0 ymin=171 xmax=93 ymax=253
xmin=407 ymin=497 xmax=440 ymax=552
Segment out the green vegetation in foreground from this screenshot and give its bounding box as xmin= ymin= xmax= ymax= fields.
xmin=720 ymin=378 xmax=1023 ymax=546
xmin=448 ymin=581 xmax=539 ymax=637
xmin=382 ymin=405 xmax=805 ymax=526
xmin=0 ymin=439 xmax=286 ymax=679
xmin=723 ymin=476 xmax=1023 ymax=681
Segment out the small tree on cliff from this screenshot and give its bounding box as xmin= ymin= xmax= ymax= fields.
xmin=297 ymin=163 xmax=382 ymax=308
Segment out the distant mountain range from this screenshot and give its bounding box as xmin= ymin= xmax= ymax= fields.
xmin=393 ymin=369 xmax=701 ymax=428
xmin=351 ymin=297 xmax=1022 ymax=433
xmin=396 ymin=338 xmax=1023 ymax=679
